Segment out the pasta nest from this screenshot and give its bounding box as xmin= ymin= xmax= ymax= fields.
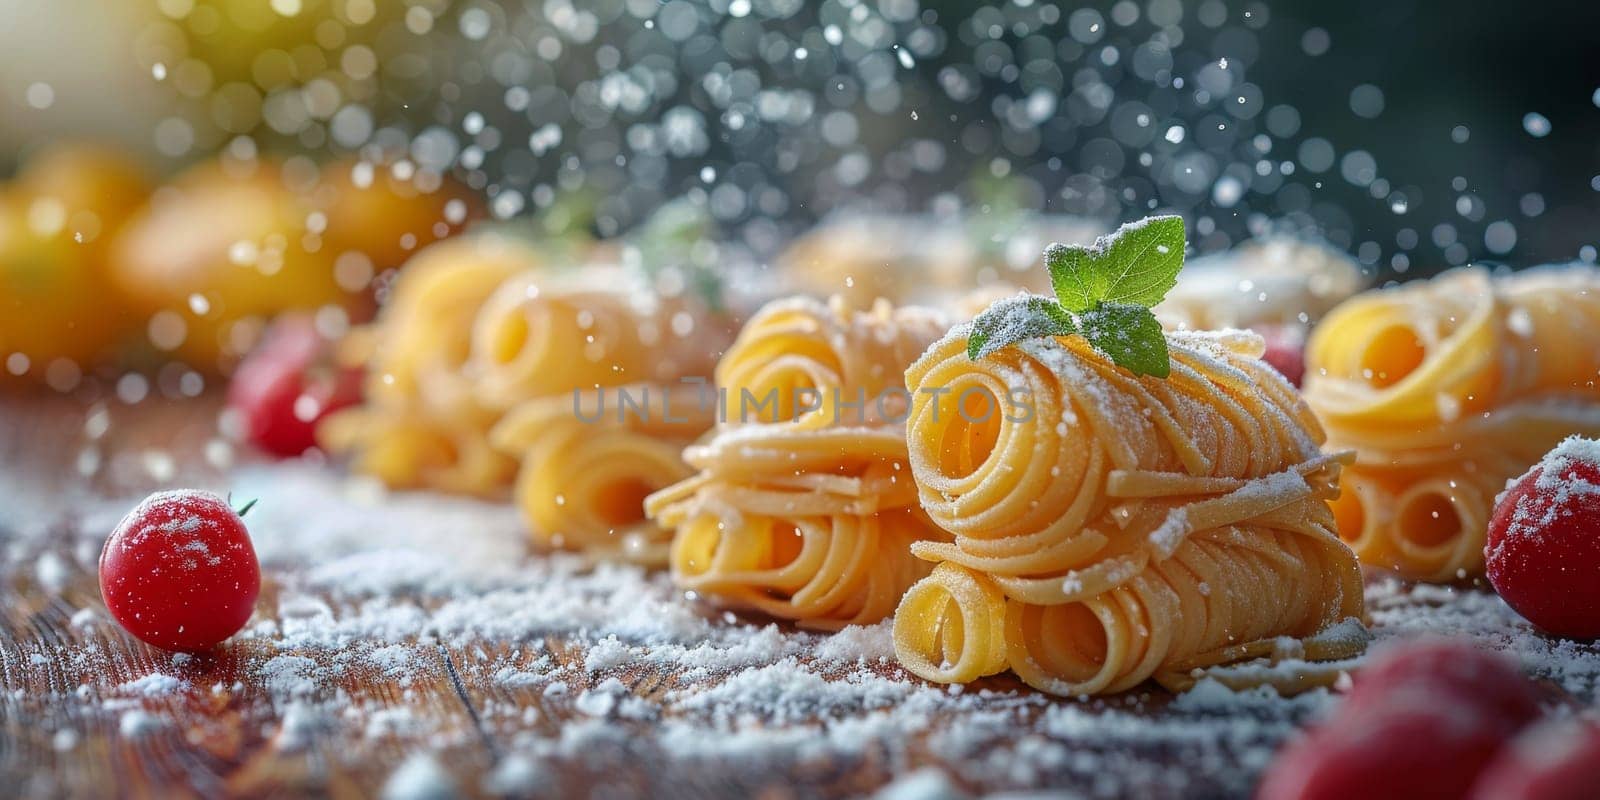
xmin=1303 ymin=265 xmax=1600 ymax=580
xmin=893 ymin=326 xmax=1366 ymax=696
xmin=646 ymin=296 xmax=955 ymax=629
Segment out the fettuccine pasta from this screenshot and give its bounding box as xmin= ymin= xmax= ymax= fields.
xmin=646 ymin=296 xmax=954 ymax=629
xmin=322 ymin=232 xmax=733 ymax=546
xmin=1303 ymin=266 xmax=1600 ymax=580
xmin=491 ymin=384 xmax=713 ymax=565
xmin=893 ymin=314 xmax=1366 ymax=696
xmin=467 ymin=266 xmax=726 ymax=410
xmin=320 ymin=234 xmax=531 ymax=496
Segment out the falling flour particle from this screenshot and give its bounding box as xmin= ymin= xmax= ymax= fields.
xmin=34 ymin=552 xmax=68 ymax=593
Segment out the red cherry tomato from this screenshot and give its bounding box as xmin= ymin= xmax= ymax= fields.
xmin=99 ymin=491 xmax=261 ymax=652
xmin=1255 ymin=323 xmax=1305 ymax=387
xmin=1257 ymin=639 xmax=1540 ymax=800
xmin=1342 ymin=638 xmax=1542 ymax=727
xmin=1487 ymin=438 xmax=1600 ymax=640
xmin=226 ymin=314 xmax=363 ymax=457
xmin=1471 ymin=720 xmax=1600 ymax=800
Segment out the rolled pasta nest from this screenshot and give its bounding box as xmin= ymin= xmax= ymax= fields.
xmin=892 ymin=324 xmax=1367 ymax=696
xmin=321 ymin=232 xmax=736 ymax=560
xmin=490 ymin=383 xmax=712 ymax=565
xmin=1303 ymin=265 xmax=1600 ymax=580
xmin=320 ymin=234 xmax=534 ymax=496
xmin=646 ymin=296 xmax=956 ymax=629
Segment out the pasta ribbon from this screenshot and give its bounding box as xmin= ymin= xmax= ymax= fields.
xmin=893 ymin=325 xmax=1366 ymax=696
xmin=467 ymin=266 xmax=726 ymax=410
xmin=322 ymin=233 xmax=733 ymax=550
xmin=491 ymin=384 xmax=713 ymax=564
xmin=646 ymin=297 xmax=955 ymax=629
xmin=320 ymin=235 xmax=531 ymax=496
xmin=1303 ymin=266 xmax=1600 ymax=580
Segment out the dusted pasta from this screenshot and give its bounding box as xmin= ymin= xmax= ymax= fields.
xmin=320 ymin=234 xmax=534 ymax=497
xmin=1303 ymin=266 xmax=1600 ymax=580
xmin=467 ymin=266 xmax=726 ymax=410
xmin=893 ymin=317 xmax=1366 ymax=696
xmin=714 ymin=295 xmax=946 ymax=429
xmin=318 ymin=405 xmax=515 ymax=498
xmin=646 ymin=297 xmax=954 ymax=629
xmin=363 ymin=234 xmax=536 ymax=415
xmin=491 ymin=384 xmax=713 ymax=565
xmin=322 ymin=232 xmax=734 ymax=547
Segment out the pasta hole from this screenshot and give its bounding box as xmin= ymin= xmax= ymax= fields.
xmin=1359 ymin=325 xmax=1426 ymax=388
xmin=1057 ymin=603 xmax=1110 ymax=674
xmin=763 ymin=523 xmax=806 ymax=569
xmin=489 ymin=314 xmax=530 ymax=364
xmin=1396 ymin=491 xmax=1462 ymax=548
xmin=1330 ymin=489 xmax=1367 ymax=544
xmin=935 ymin=386 xmax=1002 ymax=479
xmin=594 ymin=478 xmax=654 ymax=527
xmin=675 ymin=520 xmax=719 ymax=575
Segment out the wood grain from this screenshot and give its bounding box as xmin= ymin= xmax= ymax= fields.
xmin=1 ymin=390 xmax=1589 ymax=799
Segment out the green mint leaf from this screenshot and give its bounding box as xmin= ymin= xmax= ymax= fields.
xmin=1046 ymin=215 xmax=1186 ymax=311
xmin=967 ymin=296 xmax=1078 ymax=360
xmin=1077 ymin=302 xmax=1170 ymax=378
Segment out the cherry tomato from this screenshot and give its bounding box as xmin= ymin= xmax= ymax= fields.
xmin=1256 ymin=323 xmax=1306 ymax=387
xmin=1257 ymin=639 xmax=1539 ymax=800
xmin=226 ymin=314 xmax=362 ymax=457
xmin=1487 ymin=437 xmax=1600 ymax=640
xmin=99 ymin=490 xmax=261 ymax=652
xmin=1471 ymin=720 xmax=1600 ymax=800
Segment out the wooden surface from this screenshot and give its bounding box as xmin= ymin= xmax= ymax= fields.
xmin=1 ymin=390 xmax=1593 ymax=800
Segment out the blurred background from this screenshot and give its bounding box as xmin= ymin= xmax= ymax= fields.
xmin=3 ymin=0 xmax=1599 ymax=390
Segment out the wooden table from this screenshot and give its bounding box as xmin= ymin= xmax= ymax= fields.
xmin=2 ymin=390 xmax=1593 ymax=799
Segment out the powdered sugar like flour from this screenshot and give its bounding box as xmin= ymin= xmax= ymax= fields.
xmin=11 ymin=460 xmax=1600 ymax=797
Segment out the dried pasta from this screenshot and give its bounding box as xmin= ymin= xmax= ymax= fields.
xmin=646 ymin=296 xmax=955 ymax=629
xmin=1156 ymin=236 xmax=1367 ymax=332
xmin=467 ymin=266 xmax=726 ymax=410
xmin=319 ymin=405 xmax=513 ymax=497
xmin=490 ymin=384 xmax=713 ymax=565
xmin=779 ymin=213 xmax=1102 ymax=308
xmin=322 ymin=233 xmax=733 ymax=549
xmin=1303 ymin=266 xmax=1600 ymax=580
xmin=320 ymin=234 xmax=531 ymax=496
xmin=892 ymin=318 xmax=1366 ymax=696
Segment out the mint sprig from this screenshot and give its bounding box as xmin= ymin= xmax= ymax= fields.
xmin=966 ymin=215 xmax=1185 ymax=378
xmin=968 ymin=296 xmax=1077 ymax=360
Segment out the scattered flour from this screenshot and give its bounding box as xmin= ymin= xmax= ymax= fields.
xmin=15 ymin=461 xmax=1598 ymax=797
xmin=381 ymin=753 xmax=458 ymax=800
xmin=117 ymin=673 xmax=186 ymax=697
xmin=118 ymin=710 xmax=163 ymax=737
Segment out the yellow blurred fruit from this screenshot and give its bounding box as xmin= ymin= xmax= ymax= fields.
xmin=0 ymin=145 xmax=153 ymax=383
xmin=15 ymin=143 xmax=153 ymax=240
xmin=0 ymin=193 xmax=131 ymax=377
xmin=311 ymin=160 xmax=482 ymax=275
xmin=109 ymin=160 xmax=348 ymax=373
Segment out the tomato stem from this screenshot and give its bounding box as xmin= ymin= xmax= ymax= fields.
xmin=234 ymin=498 xmax=258 ymax=518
